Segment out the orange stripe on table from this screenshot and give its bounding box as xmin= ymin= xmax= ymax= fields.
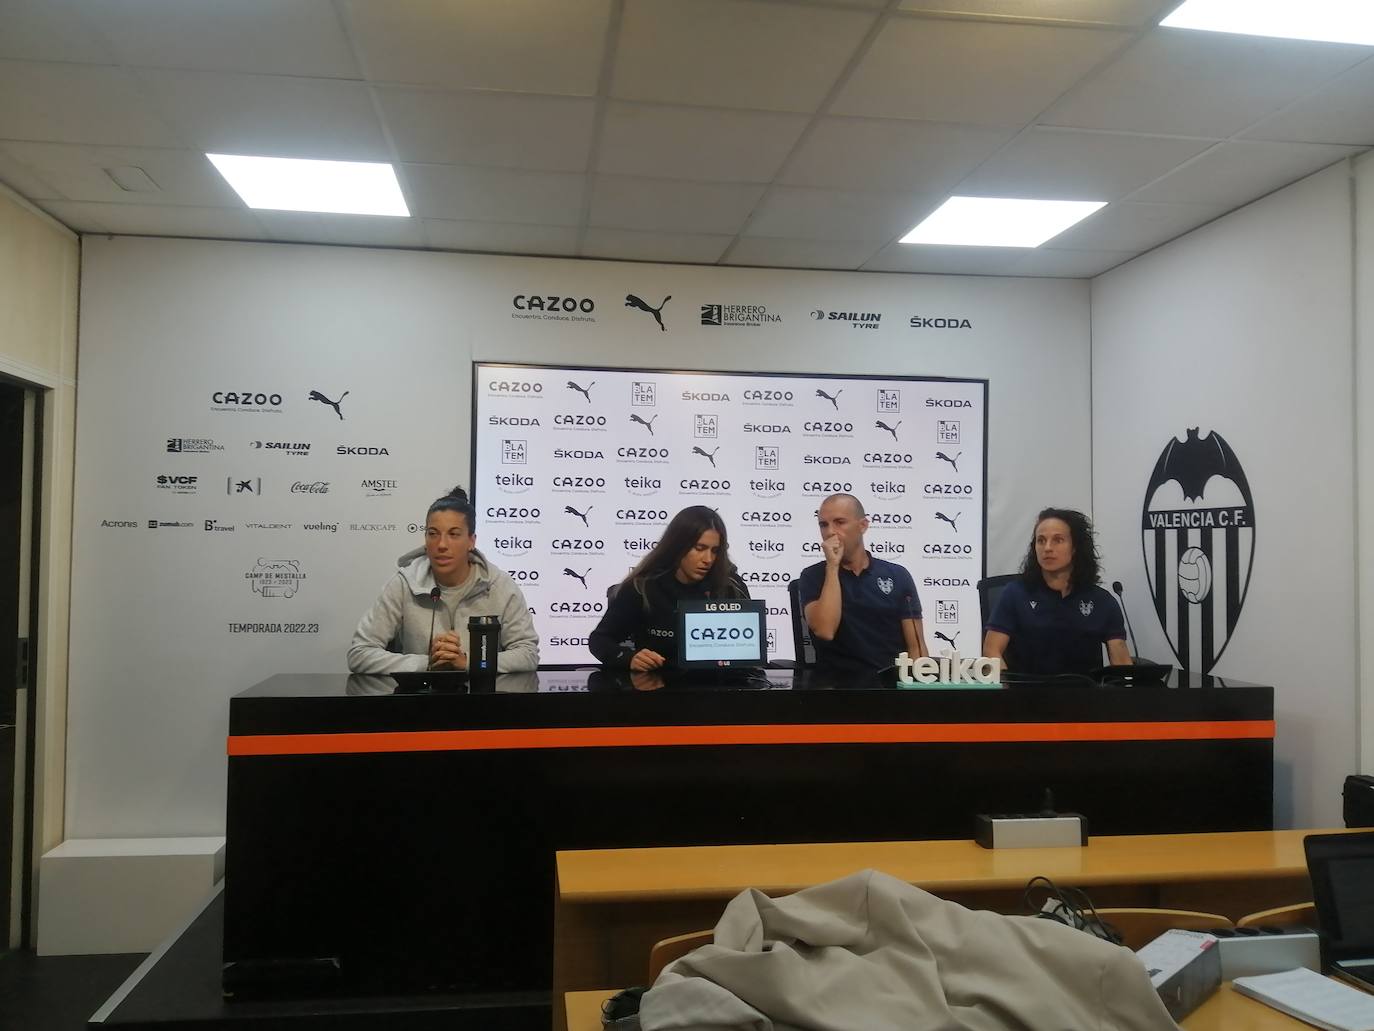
xmin=227 ymin=720 xmax=1275 ymax=756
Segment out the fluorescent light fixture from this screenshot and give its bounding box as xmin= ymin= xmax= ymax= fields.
xmin=206 ymin=154 xmax=409 ymax=216
xmin=1160 ymin=0 xmax=1374 ymax=46
xmin=900 ymin=196 xmax=1106 ymax=248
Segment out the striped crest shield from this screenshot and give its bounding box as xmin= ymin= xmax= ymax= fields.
xmin=1141 ymin=428 xmax=1255 ymax=673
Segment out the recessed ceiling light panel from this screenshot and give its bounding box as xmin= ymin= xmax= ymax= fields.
xmin=1161 ymin=0 xmax=1374 ymax=46
xmin=900 ymin=196 xmax=1106 ymax=248
xmin=206 ymin=154 xmax=409 ymax=217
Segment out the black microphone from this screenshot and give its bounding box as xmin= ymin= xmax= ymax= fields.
xmin=426 ymin=586 xmax=442 ymax=670
xmin=1111 ymin=581 xmax=1139 ymax=659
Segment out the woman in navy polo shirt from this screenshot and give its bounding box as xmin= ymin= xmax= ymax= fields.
xmin=983 ymin=508 xmax=1131 ymax=675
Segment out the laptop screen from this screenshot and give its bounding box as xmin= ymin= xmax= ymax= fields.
xmin=676 ymin=599 xmax=767 ymax=668
xmin=1305 ymin=831 xmax=1374 ymax=960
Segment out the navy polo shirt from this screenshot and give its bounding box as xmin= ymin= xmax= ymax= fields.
xmin=797 ymin=554 xmax=920 ymax=673
xmin=986 ymin=579 xmax=1126 ymax=676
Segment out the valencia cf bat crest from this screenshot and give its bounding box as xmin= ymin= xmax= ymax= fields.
xmin=1141 ymin=428 xmax=1255 ymax=673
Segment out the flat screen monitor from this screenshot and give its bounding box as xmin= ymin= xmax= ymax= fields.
xmin=676 ymin=599 xmax=768 ymax=669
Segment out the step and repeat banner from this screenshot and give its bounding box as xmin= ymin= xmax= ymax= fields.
xmin=68 ymin=236 xmax=1091 ymax=837
xmin=475 ymin=363 xmax=987 ymax=664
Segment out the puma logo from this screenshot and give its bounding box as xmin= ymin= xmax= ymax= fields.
xmin=564 ymin=504 xmax=592 ymax=527
xmin=631 ymin=413 xmax=658 ymax=436
xmin=625 ymin=293 xmax=670 ymax=331
xmin=308 ymin=389 xmax=348 ymax=420
xmin=566 ymin=380 xmax=594 ymax=404
xmin=935 ymin=511 xmax=960 ymax=532
xmin=936 ymin=450 xmax=962 ymax=473
xmin=692 ymin=446 xmax=719 ymax=467
xmin=876 ymin=419 xmax=901 ymax=442
xmin=935 ymin=630 xmax=959 ymax=649
xmin=563 ymin=567 xmax=590 ymax=589
xmin=816 ymin=388 xmax=842 ymax=410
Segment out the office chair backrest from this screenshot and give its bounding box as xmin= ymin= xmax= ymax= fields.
xmin=787 ymin=578 xmax=815 ymax=667
xmin=976 ymin=574 xmax=1018 ymax=635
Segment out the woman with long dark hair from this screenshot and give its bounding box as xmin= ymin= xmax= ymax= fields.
xmin=982 ymin=508 xmax=1130 ymax=675
xmin=588 ymin=505 xmax=748 ymax=670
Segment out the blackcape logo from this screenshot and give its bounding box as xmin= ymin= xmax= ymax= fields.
xmin=1141 ymin=428 xmax=1255 ymax=673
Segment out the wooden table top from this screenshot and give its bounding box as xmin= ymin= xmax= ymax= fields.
xmin=566 ymin=981 xmax=1321 ymax=1031
xmin=558 ymin=829 xmax=1340 ymax=904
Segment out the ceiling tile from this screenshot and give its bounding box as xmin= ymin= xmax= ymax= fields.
xmin=377 ymin=88 xmax=595 ymax=171
xmin=0 ymin=0 xmax=118 ymax=64
xmin=0 ymin=62 xmax=182 ymax=147
xmin=401 ymin=164 xmax=586 ymax=224
xmin=422 ymin=219 xmax=580 ymax=255
xmin=254 ymin=211 xmax=427 ymax=248
xmin=582 ymin=228 xmax=732 ymax=264
xmin=1047 ymin=199 xmax=1226 ymax=250
xmin=955 ymin=127 xmax=1215 ymax=201
xmin=86 ymin=0 xmax=361 ymax=79
xmin=1241 ymin=56 xmax=1374 ymax=146
xmin=861 ymin=242 xmax=1029 ymax=274
xmin=744 ymin=186 xmax=938 ymax=242
xmin=36 ymin=201 xmax=264 ymax=239
xmin=0 ymin=142 xmax=240 ymax=206
xmin=613 ymin=0 xmax=875 ymax=113
xmin=1008 ymin=247 xmax=1138 ymax=277
xmin=589 ymin=175 xmax=765 ymax=235
xmin=599 ymin=103 xmax=808 ymax=183
xmin=832 ymin=18 xmax=1132 ymax=125
xmin=136 ymin=69 xmax=390 ymax=161
xmin=1131 ymin=140 xmax=1361 ymax=206
xmin=0 ymin=146 xmax=63 ymax=199
xmin=781 ymin=117 xmax=1014 ymax=193
xmin=1042 ymin=30 xmax=1371 ymax=138
xmin=896 ymin=0 xmax=1173 ymax=26
xmin=343 ymin=0 xmax=612 ymax=95
xmin=724 ymin=236 xmax=879 ymax=270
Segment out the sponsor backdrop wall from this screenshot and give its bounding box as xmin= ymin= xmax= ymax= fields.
xmin=473 ymin=364 xmax=987 ymax=664
xmin=1091 ymin=162 xmax=1357 ymax=828
xmin=71 ymin=235 xmax=1089 ymax=838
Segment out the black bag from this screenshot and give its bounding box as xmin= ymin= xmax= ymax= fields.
xmin=1344 ymin=774 xmax=1374 ymax=827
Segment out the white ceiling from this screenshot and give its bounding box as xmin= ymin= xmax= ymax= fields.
xmin=1 ymin=0 xmax=1370 ymax=278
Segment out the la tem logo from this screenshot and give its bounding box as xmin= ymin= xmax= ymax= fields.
xmin=1141 ymin=428 xmax=1255 ymax=673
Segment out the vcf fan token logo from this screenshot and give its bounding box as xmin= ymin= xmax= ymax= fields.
xmin=1142 ymin=428 xmax=1255 ymax=673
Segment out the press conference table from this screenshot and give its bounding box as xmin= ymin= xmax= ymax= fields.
xmin=224 ymin=668 xmax=1273 ymax=1027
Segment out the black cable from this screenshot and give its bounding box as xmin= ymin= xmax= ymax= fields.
xmin=1023 ymin=875 xmax=1123 ymax=945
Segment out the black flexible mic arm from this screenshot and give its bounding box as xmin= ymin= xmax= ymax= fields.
xmin=1111 ymin=581 xmax=1139 ymax=659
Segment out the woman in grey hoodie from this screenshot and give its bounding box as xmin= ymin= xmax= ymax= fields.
xmin=347 ymin=486 xmax=539 ymax=674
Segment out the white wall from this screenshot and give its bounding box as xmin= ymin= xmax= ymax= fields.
xmin=1092 ymin=162 xmax=1357 ymax=828
xmin=72 ymin=237 xmax=1091 ymax=837
xmin=1356 ymin=151 xmax=1374 ymax=782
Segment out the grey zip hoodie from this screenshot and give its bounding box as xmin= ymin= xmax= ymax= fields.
xmin=347 ymin=546 xmax=539 ymax=674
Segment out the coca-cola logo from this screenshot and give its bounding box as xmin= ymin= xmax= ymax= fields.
xmin=291 ymin=481 xmax=331 ymax=494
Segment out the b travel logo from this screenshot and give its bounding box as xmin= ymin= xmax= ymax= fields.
xmin=512 ymin=294 xmax=596 ymax=323
xmin=811 ymin=309 xmax=881 ymax=330
xmin=1142 ymin=427 xmax=1255 ymax=674
xmin=701 ymin=303 xmax=781 ymax=328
